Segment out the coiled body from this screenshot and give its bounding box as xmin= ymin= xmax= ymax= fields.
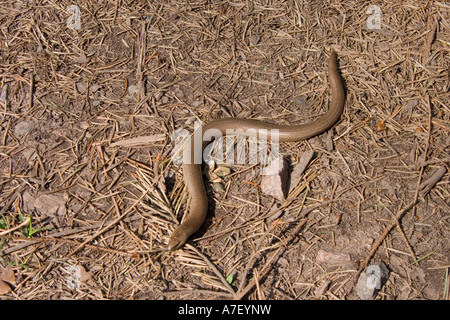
xmin=169 ymin=51 xmax=345 ymax=251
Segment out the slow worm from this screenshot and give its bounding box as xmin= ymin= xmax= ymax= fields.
xmin=168 ymin=51 xmax=345 ymax=251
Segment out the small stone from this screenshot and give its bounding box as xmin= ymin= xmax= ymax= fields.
xmin=379 ymin=42 xmax=390 ymax=52
xmin=249 ymin=34 xmax=261 ymax=45
xmin=23 ymin=191 xmax=68 ymax=217
xmin=127 ymin=85 xmax=139 ymax=95
xmin=76 ymin=81 xmax=86 ymax=94
xmin=14 ymin=121 xmax=33 ymax=139
xmin=89 ymin=84 xmax=102 ymax=93
xmin=192 ymin=100 xmax=202 ymax=108
xmin=0 ymin=83 xmax=8 ymax=103
xmin=355 ymin=262 xmax=390 ymax=300
xmin=261 ymin=157 xmax=289 ymax=201
xmin=78 ymin=265 xmax=92 ymax=282
xmin=289 ymin=151 xmax=315 ymax=193
xmin=75 ymin=53 xmax=88 ymax=64
xmin=316 ymin=249 xmax=352 ymax=267
xmin=80 ymin=121 xmax=90 ymax=130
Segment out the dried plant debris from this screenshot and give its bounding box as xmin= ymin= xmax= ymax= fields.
xmin=0 ymin=0 xmax=448 ymax=300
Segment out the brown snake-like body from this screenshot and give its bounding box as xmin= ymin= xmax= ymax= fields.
xmin=168 ymin=51 xmax=345 ymax=251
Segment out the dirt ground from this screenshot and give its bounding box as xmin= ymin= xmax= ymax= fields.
xmin=0 ymin=0 xmax=449 ymax=300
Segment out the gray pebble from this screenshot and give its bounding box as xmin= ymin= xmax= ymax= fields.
xmin=355 ymin=262 xmax=390 ymax=299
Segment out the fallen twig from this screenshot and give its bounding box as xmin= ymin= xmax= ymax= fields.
xmin=235 ymin=218 xmax=308 ymax=300
xmin=1 ymin=235 xmax=137 ymax=258
xmin=419 ymin=166 xmax=447 ymax=197
xmin=0 ymin=217 xmax=30 ymax=236
xmin=358 ymin=164 xmax=447 ymax=274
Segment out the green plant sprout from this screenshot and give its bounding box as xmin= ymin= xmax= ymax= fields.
xmin=18 ymin=209 xmax=43 ymax=238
